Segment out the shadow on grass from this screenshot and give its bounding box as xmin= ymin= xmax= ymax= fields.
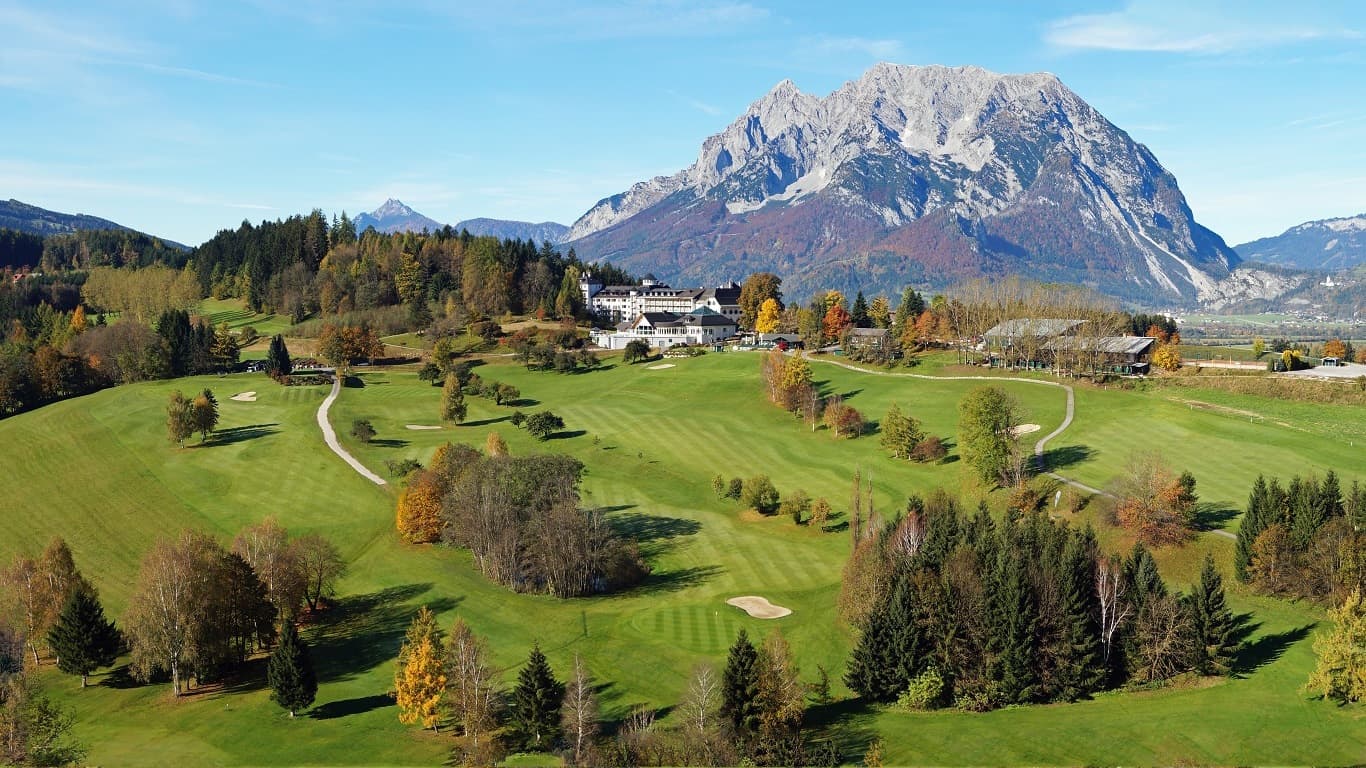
xmin=309 ymin=694 xmax=394 ymax=720
xmin=550 ymin=430 xmax=587 ymax=440
xmin=804 ymin=698 xmax=880 ymax=765
xmin=512 ymin=398 xmax=541 ymax=408
xmin=369 ymin=438 xmax=410 ymax=449
xmin=629 ymin=565 xmax=723 ymax=595
xmin=838 ymin=388 xmax=864 ymax=401
xmin=99 ymin=664 xmax=141 ymax=689
xmin=609 ymin=512 xmax=701 ymax=543
xmin=309 ymin=583 xmax=461 ymax=684
xmin=463 ymin=416 xmax=510 ymax=427
xmin=210 ymin=424 xmax=280 ymax=446
xmin=1233 ymin=620 xmax=1316 ymax=675
xmin=1192 ymin=502 xmax=1240 ymax=531
xmin=1040 ymin=444 xmax=1095 ymax=471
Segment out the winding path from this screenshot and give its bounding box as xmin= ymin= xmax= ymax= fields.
xmin=317 ymin=376 xmax=387 ymax=486
xmin=804 ymin=354 xmax=1239 ymax=540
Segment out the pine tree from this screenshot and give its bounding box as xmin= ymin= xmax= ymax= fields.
xmin=1235 ymin=475 xmax=1270 ymax=582
xmin=721 ymin=629 xmax=761 ymax=740
xmin=511 ymin=642 xmax=564 ymax=749
xmin=268 ymin=622 xmax=317 ymax=717
xmin=993 ymin=542 xmax=1038 ymax=704
xmin=1124 ymin=542 xmax=1166 ymax=612
xmin=1187 ymin=554 xmax=1238 ymax=676
xmin=1054 ymin=536 xmax=1103 ymax=700
xmin=47 ymin=584 xmax=119 ymax=687
xmin=266 ymin=334 xmax=292 ymax=379
xmin=851 ymin=291 xmax=870 ymax=328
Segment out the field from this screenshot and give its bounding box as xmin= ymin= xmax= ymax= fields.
xmin=196 ymin=297 xmax=294 ymax=337
xmin=1 ymin=352 xmax=1364 ymax=765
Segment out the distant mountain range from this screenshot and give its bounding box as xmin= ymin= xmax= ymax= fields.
xmin=0 ymin=198 xmax=185 ymax=248
xmin=564 ymin=63 xmax=1250 ymax=305
xmin=1235 ymin=214 xmax=1366 ymax=271
xmin=351 ymin=199 xmax=568 ymax=242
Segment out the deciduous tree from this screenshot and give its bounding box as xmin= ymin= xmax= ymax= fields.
xmin=445 ymin=618 xmax=501 ymax=756
xmin=441 ymin=373 xmax=466 ymax=424
xmin=1306 ymin=589 xmax=1366 ymax=704
xmin=166 ymin=390 xmax=195 ymax=446
xmin=293 ymin=534 xmax=345 ymax=612
xmin=561 ymin=654 xmax=599 ymax=766
xmin=395 ymin=608 xmax=445 ymax=731
xmin=754 ymin=298 xmax=781 ymax=334
xmin=957 ymin=386 xmax=1020 ymax=486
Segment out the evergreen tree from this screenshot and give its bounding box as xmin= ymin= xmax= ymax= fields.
xmin=851 ymin=291 xmax=870 ymax=328
xmin=1235 ymin=475 xmax=1270 ymax=582
xmin=1321 ymin=470 xmax=1343 ymax=518
xmin=844 ymin=576 xmax=922 ymax=702
xmin=993 ymin=542 xmax=1038 ymax=704
xmin=511 ymin=642 xmax=564 ymax=749
xmin=1054 ymin=536 xmax=1103 ymax=700
xmin=1124 ymin=542 xmax=1166 ymax=612
xmin=721 ymin=629 xmax=761 ymax=740
xmin=267 ymin=622 xmax=317 ymax=717
xmin=266 ymin=334 xmax=292 ymax=379
xmin=892 ymin=286 xmax=925 ymax=336
xmin=47 ymin=584 xmax=120 ymax=687
xmin=1187 ymin=554 xmax=1238 ymax=676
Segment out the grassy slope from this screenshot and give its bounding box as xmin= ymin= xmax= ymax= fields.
xmin=1 ymin=352 xmax=1363 ymax=764
xmin=197 ymin=297 xmax=293 ymax=336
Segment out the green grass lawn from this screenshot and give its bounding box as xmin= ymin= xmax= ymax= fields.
xmin=197 ymin=297 xmax=294 ymax=337
xmin=1 ymin=352 xmax=1363 ymax=765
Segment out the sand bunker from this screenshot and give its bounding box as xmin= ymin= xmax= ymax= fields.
xmin=726 ymin=596 xmax=792 ymax=619
xmin=1010 ymin=423 xmax=1041 ymax=437
xmin=405 ymin=424 xmax=442 ymax=431
xmin=229 ymin=392 xmax=257 ymax=402
xmin=646 ymin=363 xmax=676 ymax=370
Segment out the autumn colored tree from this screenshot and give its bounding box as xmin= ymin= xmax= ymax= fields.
xmin=1115 ymin=453 xmax=1196 ymax=545
xmin=485 ymin=431 xmax=508 ymax=457
xmin=755 ymin=629 xmax=804 ymax=760
xmin=1323 ymin=338 xmax=1348 ymax=360
xmin=738 ymin=273 xmax=783 ymax=330
xmin=1152 ymin=343 xmax=1182 ymax=372
xmin=822 ymin=396 xmax=864 ymax=438
xmin=754 ymin=298 xmax=781 ymax=334
xmin=232 ymin=518 xmax=305 ymax=619
xmin=822 ymin=304 xmax=852 ymax=344
xmin=395 ymin=608 xmax=446 ymax=731
xmin=868 ymin=295 xmax=891 ymax=329
xmin=441 ymin=373 xmax=466 ymax=424
xmin=879 ymin=403 xmax=924 ymax=459
xmin=1306 ymin=589 xmax=1366 ymax=704
xmin=396 ymin=468 xmax=446 ymax=544
xmin=124 ymin=530 xmax=222 ymax=696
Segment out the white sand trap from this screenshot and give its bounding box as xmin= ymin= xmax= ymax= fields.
xmin=726 ymin=596 xmax=792 ymax=619
xmin=646 ymin=363 xmax=676 ymax=370
xmin=405 ymin=424 xmax=442 ymax=431
xmin=1010 ymin=423 xmax=1041 ymax=437
xmin=230 ymin=392 xmax=257 ymax=402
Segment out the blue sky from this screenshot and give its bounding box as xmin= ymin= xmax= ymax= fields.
xmin=1 ymin=0 xmax=1362 ymax=246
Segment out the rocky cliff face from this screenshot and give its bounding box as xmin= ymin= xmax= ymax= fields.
xmin=1236 ymin=214 xmax=1366 ymax=271
xmin=567 ymin=63 xmax=1240 ymax=304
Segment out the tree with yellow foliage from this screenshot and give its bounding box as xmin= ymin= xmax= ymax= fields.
xmin=1151 ymin=344 xmax=1181 ymax=372
xmin=69 ymin=305 xmax=87 ymax=334
xmin=1323 ymin=338 xmax=1348 ymax=360
xmin=1306 ymin=589 xmax=1366 ymax=704
xmin=396 ymin=607 xmax=447 ymax=731
xmin=396 ymin=470 xmax=445 ymax=543
xmin=485 ymin=431 xmax=508 ymax=457
xmin=754 ymin=298 xmax=781 ymax=334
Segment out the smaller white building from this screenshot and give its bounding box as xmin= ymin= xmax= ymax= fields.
xmin=592 ymin=309 xmax=738 ymax=350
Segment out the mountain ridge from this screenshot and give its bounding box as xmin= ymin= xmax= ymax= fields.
xmin=565 ymin=63 xmax=1243 ymax=305
xmin=1235 ymin=213 xmax=1366 ymax=271
xmin=0 ymin=198 xmax=186 ymax=248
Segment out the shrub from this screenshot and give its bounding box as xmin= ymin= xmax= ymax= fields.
xmin=726 ymin=477 xmax=743 ymax=500
xmin=711 ymin=474 xmax=726 ymax=498
xmin=823 ymin=400 xmax=865 ymax=438
xmin=909 ymin=435 xmax=947 ymax=463
xmin=895 ymin=666 xmax=945 ymax=711
xmin=741 ymin=475 xmax=780 ymax=514
xmin=385 ymin=458 xmax=423 ymax=478
xmin=350 ymin=419 xmax=376 ymax=444
xmin=510 ymin=410 xmax=526 ymax=428
xmin=779 ymin=489 xmax=811 ymax=524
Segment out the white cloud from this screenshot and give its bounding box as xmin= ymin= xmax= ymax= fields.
xmin=1045 ymin=1 xmax=1358 ymax=54
xmin=807 ymin=35 xmax=905 ymax=60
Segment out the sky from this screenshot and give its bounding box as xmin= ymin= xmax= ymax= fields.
xmin=0 ymin=0 xmax=1363 ymax=247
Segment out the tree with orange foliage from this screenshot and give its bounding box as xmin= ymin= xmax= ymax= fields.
xmin=396 ymin=468 xmax=446 ymax=544
xmin=1144 ymin=324 xmax=1170 ymax=344
xmin=822 ymin=304 xmax=852 ymax=345
xmin=1323 ymin=338 xmax=1348 ymax=360
xmin=1115 ymin=453 xmax=1196 ymax=545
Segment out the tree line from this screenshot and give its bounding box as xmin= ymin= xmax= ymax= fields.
xmin=842 ymin=490 xmax=1239 ymax=710
xmin=393 ymin=608 xmax=835 ymax=767
xmin=0 ymin=227 xmax=186 ymax=273
xmin=1235 ymin=471 xmax=1365 ymax=603
xmin=396 ymin=443 xmax=649 ymax=597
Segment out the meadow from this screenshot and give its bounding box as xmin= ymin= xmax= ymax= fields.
xmin=1 ymin=351 xmax=1364 ymax=765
